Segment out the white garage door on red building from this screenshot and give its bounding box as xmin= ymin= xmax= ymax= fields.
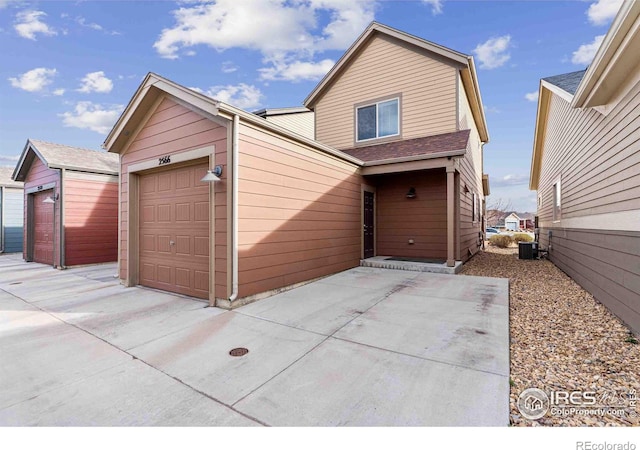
xmin=138 ymin=161 xmax=210 ymax=299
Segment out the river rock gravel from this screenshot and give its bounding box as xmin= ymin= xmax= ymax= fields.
xmin=460 ymin=245 xmax=640 ymax=426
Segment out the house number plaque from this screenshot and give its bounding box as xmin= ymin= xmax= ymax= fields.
xmin=158 ymin=155 xmax=171 ymax=165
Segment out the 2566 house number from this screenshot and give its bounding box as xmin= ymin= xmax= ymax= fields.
xmin=158 ymin=155 xmax=171 ymax=165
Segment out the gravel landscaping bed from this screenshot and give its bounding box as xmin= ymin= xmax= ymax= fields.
xmin=461 ymin=245 xmax=640 ymax=426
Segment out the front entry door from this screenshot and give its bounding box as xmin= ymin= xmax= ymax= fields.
xmin=364 ymin=191 xmax=375 ymax=259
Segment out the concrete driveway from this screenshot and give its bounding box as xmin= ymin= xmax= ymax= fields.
xmin=0 ymin=254 xmax=509 ymax=426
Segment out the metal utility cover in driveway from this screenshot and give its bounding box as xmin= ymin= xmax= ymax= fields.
xmin=0 ymin=257 xmax=509 ymax=426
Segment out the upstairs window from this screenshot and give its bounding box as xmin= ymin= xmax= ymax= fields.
xmin=356 ymin=98 xmax=399 ymax=142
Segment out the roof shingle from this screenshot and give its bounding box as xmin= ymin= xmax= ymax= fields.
xmin=543 ymin=70 xmax=587 ymax=95
xmin=340 ymin=129 xmax=470 ymax=163
xmin=0 ymin=167 xmax=23 ymax=188
xmin=29 ymin=140 xmax=118 ymax=174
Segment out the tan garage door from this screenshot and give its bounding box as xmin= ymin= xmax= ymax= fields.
xmin=139 ymin=161 xmax=210 ymax=299
xmin=33 ymin=190 xmax=54 ymax=265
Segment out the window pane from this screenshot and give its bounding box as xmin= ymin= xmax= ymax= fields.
xmin=378 ymin=99 xmax=398 ymax=137
xmin=357 ymin=105 xmax=376 ymax=141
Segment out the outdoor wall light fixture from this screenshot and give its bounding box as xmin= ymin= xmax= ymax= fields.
xmin=406 ymin=187 xmax=416 ymax=199
xmin=201 ymin=165 xmax=224 ymax=183
xmin=43 ymin=193 xmax=59 ymax=204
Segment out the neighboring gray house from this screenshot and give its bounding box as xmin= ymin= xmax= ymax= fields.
xmin=504 ymin=213 xmax=520 ymax=231
xmin=0 ymin=167 xmax=24 ymax=253
xmin=530 ymin=1 xmax=640 ymax=334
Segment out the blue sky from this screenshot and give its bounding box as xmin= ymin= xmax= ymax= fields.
xmin=0 ymin=0 xmax=624 ymax=212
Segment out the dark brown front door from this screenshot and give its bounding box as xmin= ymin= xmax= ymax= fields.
xmin=33 ymin=190 xmax=54 ymax=265
xmin=364 ymin=191 xmax=374 ymax=259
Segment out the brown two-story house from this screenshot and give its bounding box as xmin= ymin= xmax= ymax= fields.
xmin=103 ymin=22 xmax=490 ymax=308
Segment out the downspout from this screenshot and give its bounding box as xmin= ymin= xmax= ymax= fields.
xmin=228 ymin=114 xmax=239 ymax=303
xmin=117 ymin=155 xmax=121 ymax=279
xmin=59 ymin=168 xmax=65 ymax=268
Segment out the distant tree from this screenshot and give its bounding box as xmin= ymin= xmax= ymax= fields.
xmin=486 ymin=198 xmax=513 ymax=227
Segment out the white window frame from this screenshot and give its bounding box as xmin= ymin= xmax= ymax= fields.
xmin=356 ymin=97 xmax=400 ymax=143
xmin=553 ymin=178 xmax=561 ymax=222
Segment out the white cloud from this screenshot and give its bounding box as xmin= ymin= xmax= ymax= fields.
xmin=9 ymin=67 xmax=57 ymax=92
xmin=0 ymin=0 xmax=23 ymax=9
xmin=0 ymin=154 xmax=20 ymax=167
xmin=59 ymin=101 xmax=123 ymax=134
xmin=14 ymin=10 xmax=57 ymax=40
xmin=259 ymin=58 xmax=334 ymax=81
xmin=153 ymin=0 xmax=374 ymax=81
xmin=493 ymin=174 xmax=529 ymax=187
xmin=483 ymin=105 xmax=500 ymax=114
xmin=221 ymin=61 xmax=238 ymax=73
xmin=78 ymin=71 xmax=113 ymax=93
xmin=525 ymin=91 xmax=539 ymax=102
xmin=422 ymin=0 xmax=443 ymax=15
xmin=77 ymin=16 xmax=103 ymax=31
xmin=587 ymin=0 xmax=623 ymax=26
xmin=191 ymin=83 xmax=263 ymax=110
xmin=52 ymin=88 xmax=65 ymax=96
xmin=572 ymin=34 xmax=605 ymax=65
xmin=75 ymin=16 xmax=121 ymax=35
xmin=473 ymin=35 xmax=511 ymax=69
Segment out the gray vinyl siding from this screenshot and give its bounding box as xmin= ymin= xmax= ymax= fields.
xmin=3 ymin=187 xmax=24 ymax=253
xmin=537 ymin=81 xmax=640 ymax=223
xmin=535 ymin=77 xmax=640 ymax=334
xmin=538 ymin=227 xmax=640 ymax=334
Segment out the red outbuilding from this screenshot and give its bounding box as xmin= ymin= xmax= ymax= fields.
xmin=12 ymin=139 xmax=119 ymax=268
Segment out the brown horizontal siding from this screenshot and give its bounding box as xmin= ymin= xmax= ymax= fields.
xmin=237 ymin=123 xmax=362 ymax=298
xmin=119 ymin=97 xmax=228 ymax=294
xmin=314 ymin=33 xmax=458 ymax=149
xmin=541 ymin=227 xmax=640 ymax=334
xmin=23 ymin=157 xmax=60 ymax=265
xmin=64 ymin=176 xmax=118 ymax=266
xmin=374 ymin=170 xmax=447 ymax=259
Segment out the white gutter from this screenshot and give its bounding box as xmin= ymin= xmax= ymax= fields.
xmin=228 ymin=114 xmax=239 ymax=303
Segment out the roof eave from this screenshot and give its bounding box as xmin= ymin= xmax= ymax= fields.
xmin=12 ymin=139 xmax=46 ymax=182
xmin=572 ymin=1 xmax=640 ymax=108
xmin=461 ymin=56 xmax=490 ymax=143
xmin=530 ymin=82 xmax=550 ymax=191
xmin=361 ymin=148 xmax=466 ymax=167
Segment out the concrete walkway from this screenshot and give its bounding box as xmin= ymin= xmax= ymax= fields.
xmin=0 ymin=254 xmax=509 ymax=426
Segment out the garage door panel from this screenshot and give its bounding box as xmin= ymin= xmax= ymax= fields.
xmin=176 ymin=203 xmax=191 ymax=221
xmin=142 ymin=205 xmax=155 ymax=223
xmin=138 ymin=161 xmax=210 ymax=300
xmin=157 ymin=204 xmax=171 ymax=222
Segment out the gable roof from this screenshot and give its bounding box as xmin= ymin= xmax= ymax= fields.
xmin=13 ymin=139 xmax=119 ymax=182
xmin=341 ymin=130 xmax=469 ymax=164
xmin=530 ymin=1 xmax=640 ymax=190
xmin=542 ymin=70 xmax=587 ymax=96
xmin=102 ymin=73 xmax=362 ymax=166
xmin=0 ymin=167 xmax=23 ymax=188
xmin=303 ymin=22 xmax=489 ymax=143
